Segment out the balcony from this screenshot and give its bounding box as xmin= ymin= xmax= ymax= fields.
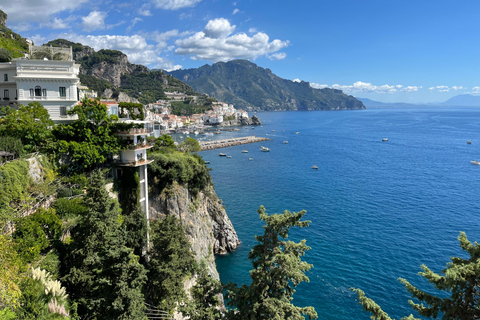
xmin=122 ymin=142 xmax=154 ymax=151
xmin=117 ymin=158 xmax=154 ymax=167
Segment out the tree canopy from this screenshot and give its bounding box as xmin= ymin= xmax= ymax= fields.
xmin=52 ymin=98 xmax=121 ymax=172
xmin=225 ymin=206 xmax=317 ymax=320
xmin=351 ymin=232 xmax=480 ymax=320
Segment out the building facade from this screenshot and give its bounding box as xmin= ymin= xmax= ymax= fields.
xmin=0 ymin=58 xmax=81 ymax=122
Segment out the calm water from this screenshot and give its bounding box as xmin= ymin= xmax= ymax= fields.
xmin=199 ymin=107 xmax=480 ymax=320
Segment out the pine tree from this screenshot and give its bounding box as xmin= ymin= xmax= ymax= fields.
xmin=351 ymin=232 xmax=480 ymax=320
xmin=61 ymin=170 xmax=147 ymax=320
xmin=225 ymin=206 xmax=318 ymax=320
xmin=146 ymin=215 xmax=197 ymax=313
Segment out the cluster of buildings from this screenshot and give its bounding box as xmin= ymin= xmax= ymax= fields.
xmin=146 ymin=97 xmax=249 ymax=133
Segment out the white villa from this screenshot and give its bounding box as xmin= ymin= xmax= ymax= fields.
xmin=0 ymin=46 xmax=80 ymax=122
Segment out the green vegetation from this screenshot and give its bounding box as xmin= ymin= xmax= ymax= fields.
xmin=178 ymin=137 xmax=201 ymax=153
xmin=147 ymin=215 xmax=197 ymax=313
xmin=61 ymin=171 xmax=147 ymax=319
xmin=0 ymin=102 xmax=54 ymax=152
xmin=148 ymin=152 xmax=211 ymax=196
xmin=351 ymin=232 xmax=480 ymax=320
xmin=170 ymin=98 xmax=213 ymax=116
xmin=225 ymin=206 xmax=317 ymax=320
xmin=0 ymin=136 xmax=24 ymax=158
xmin=51 ymin=98 xmax=122 ymax=173
xmin=0 ymin=22 xmax=29 ymax=59
xmin=78 ymin=74 xmax=115 ymax=97
xmin=117 ymin=168 xmax=147 ymax=257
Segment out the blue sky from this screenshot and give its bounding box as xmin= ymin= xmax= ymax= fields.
xmin=1 ymin=0 xmax=479 ymax=103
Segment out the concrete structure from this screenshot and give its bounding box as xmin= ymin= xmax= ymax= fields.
xmin=115 ymin=121 xmax=154 ymax=245
xmin=0 ymin=58 xmax=80 ymax=122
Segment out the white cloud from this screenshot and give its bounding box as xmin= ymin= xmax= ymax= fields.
xmin=401 ymin=86 xmax=422 ymax=92
xmin=138 ymin=4 xmax=153 ymax=16
xmin=428 ymin=85 xmax=466 ymax=92
xmin=62 ymin=33 xmax=181 ymax=71
xmin=233 ymin=8 xmax=240 ymax=15
xmin=151 ymin=0 xmax=201 ymax=10
xmin=324 ymin=81 xmax=421 ymax=94
xmin=175 ymin=18 xmax=289 ymax=62
xmin=310 ymin=83 xmax=328 ymax=89
xmin=293 ymin=79 xmax=301 ymax=83
xmin=203 ymin=18 xmax=236 ymax=38
xmin=126 ymin=18 xmax=143 ymax=33
xmin=471 ymin=87 xmax=480 ymax=94
xmin=29 ymin=34 xmax=47 ymax=46
xmin=48 ymin=16 xmax=76 ymax=30
xmin=0 ymin=0 xmax=89 ymax=24
xmin=268 ymin=52 xmax=286 ymax=60
xmin=81 ymin=11 xmax=107 ymax=32
xmin=248 ymin=28 xmax=257 ymax=33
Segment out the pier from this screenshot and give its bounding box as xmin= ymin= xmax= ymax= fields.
xmin=199 ymin=136 xmax=270 ymax=151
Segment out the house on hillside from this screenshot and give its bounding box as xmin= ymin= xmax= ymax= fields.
xmin=0 ymin=46 xmax=81 ymax=123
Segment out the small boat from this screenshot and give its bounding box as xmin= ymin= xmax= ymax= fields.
xmin=295 ymin=132 xmax=300 ymax=134
xmin=241 ymin=150 xmax=249 ymax=153
xmin=204 ymin=161 xmax=210 ymax=164
xmin=382 ymin=138 xmax=388 ymax=141
xmin=194 ymin=131 xmax=199 ymax=135
xmin=467 ymin=140 xmax=472 ymax=144
xmin=283 ymin=141 xmax=288 ymax=144
xmin=219 ymin=153 xmax=227 ymax=156
xmin=252 ymin=127 xmax=254 ymax=129
xmin=312 ymin=165 xmax=318 ymax=169
xmin=272 ymin=130 xmax=275 ymax=132
xmin=260 ymin=146 xmax=270 ymax=152
xmin=227 ymin=156 xmax=232 ymax=158
xmin=249 ymin=158 xmax=253 ymax=161
xmin=471 ymin=161 xmax=480 ymax=165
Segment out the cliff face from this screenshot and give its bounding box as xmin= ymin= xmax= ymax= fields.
xmin=220 ymin=115 xmax=262 ymax=127
xmin=149 ymin=182 xmax=240 ymax=279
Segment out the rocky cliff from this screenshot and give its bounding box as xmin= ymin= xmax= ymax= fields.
xmin=149 ymin=182 xmax=240 ymax=279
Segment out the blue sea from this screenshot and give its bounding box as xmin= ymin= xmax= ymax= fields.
xmin=198 ymin=107 xmax=480 ymax=320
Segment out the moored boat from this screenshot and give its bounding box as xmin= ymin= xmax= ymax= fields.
xmin=260 ymin=146 xmax=270 ymax=152
xmin=471 ymin=160 xmax=480 ymax=165
xmin=219 ymin=153 xmax=227 ymax=156
xmin=283 ymin=141 xmax=288 ymax=144
xmin=241 ymin=150 xmax=248 ymax=153
xmin=382 ymin=138 xmax=388 ymax=141
xmin=467 ymin=140 xmax=472 ymax=144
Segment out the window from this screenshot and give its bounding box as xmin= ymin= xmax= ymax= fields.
xmin=35 ymin=86 xmax=42 ymax=96
xmin=4 ymin=90 xmax=9 ymax=99
xmin=60 ymin=106 xmax=67 ymax=116
xmin=30 ymin=88 xmax=34 ymax=96
xmin=3 ymin=74 xmax=7 ymax=81
xmin=42 ymin=89 xmax=47 ymax=97
xmin=59 ymin=87 xmax=66 ymax=97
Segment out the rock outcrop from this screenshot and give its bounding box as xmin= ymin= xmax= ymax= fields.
xmin=149 ymin=182 xmax=240 ymax=279
xmin=220 ymin=115 xmax=262 ymax=127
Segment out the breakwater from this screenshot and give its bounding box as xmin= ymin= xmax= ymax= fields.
xmin=199 ymin=136 xmax=270 ymax=150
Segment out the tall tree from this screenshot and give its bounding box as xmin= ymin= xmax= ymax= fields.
xmin=225 ymin=206 xmax=318 ymax=320
xmin=146 ymin=215 xmax=197 ymax=313
xmin=61 ymin=170 xmax=147 ymax=320
xmin=351 ymin=232 xmax=480 ymax=320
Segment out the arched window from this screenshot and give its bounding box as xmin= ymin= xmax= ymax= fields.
xmin=35 ymin=86 xmax=42 ymax=96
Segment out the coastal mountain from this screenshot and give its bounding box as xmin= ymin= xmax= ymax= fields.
xmin=358 ymin=94 xmax=480 ymax=107
xmin=441 ymin=94 xmax=480 ymax=107
xmin=167 ymin=60 xmax=365 ymax=111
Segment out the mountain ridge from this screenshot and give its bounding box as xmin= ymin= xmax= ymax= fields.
xmin=358 ymin=94 xmax=480 ymax=107
xmin=167 ymin=60 xmax=365 ymax=111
